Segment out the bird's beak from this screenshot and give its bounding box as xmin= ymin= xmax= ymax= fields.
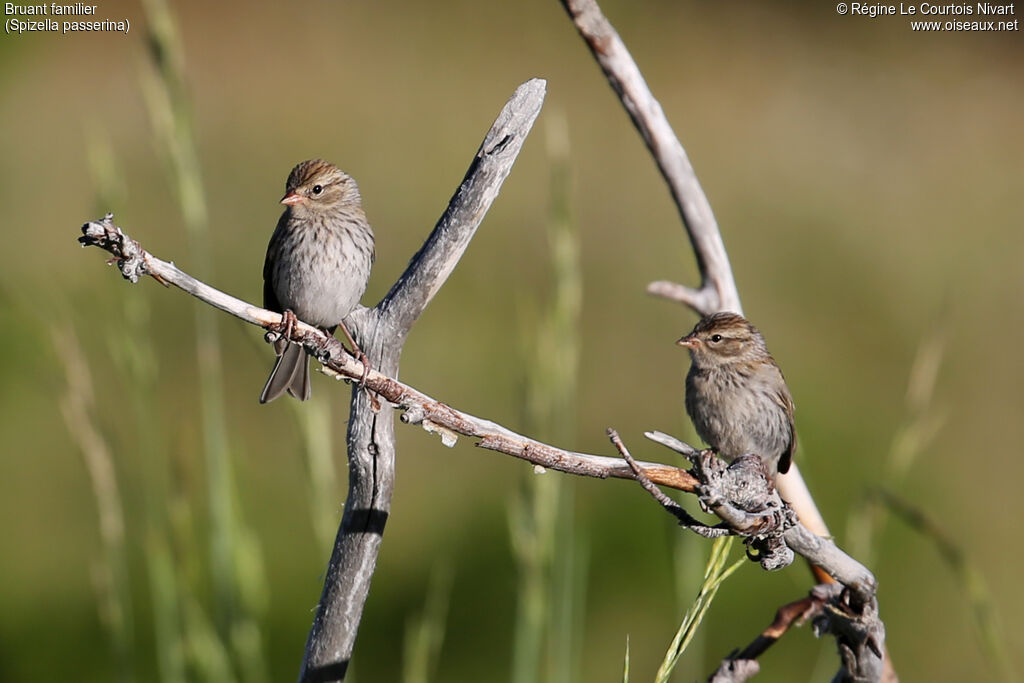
xmin=676 ymin=336 xmax=698 ymax=348
xmin=280 ymin=192 xmax=306 ymax=205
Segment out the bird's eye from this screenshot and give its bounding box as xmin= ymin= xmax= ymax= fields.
xmin=710 ymin=334 xmax=723 ymax=343
xmin=311 ymin=184 xmax=324 ymax=195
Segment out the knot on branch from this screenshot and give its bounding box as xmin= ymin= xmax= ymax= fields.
xmin=693 ymin=452 xmax=775 ymax=515
xmin=811 ymin=582 xmax=887 ymax=681
xmin=79 ymin=213 xmax=148 ymax=283
xmin=625 ymin=431 xmax=799 ymax=570
xmin=311 ymin=336 xmax=338 ymax=364
xmin=401 ymin=406 xmax=426 ymax=425
xmin=689 ymin=451 xmax=798 ymax=571
xmin=484 ymin=133 xmax=513 ymax=156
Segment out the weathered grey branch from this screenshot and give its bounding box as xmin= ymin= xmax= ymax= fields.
xmin=298 ymin=78 xmax=547 ymax=683
xmin=378 ymin=99 xmax=540 ymax=336
xmin=638 ymin=440 xmax=882 ymax=679
xmin=610 ymin=429 xmax=727 ymax=537
xmin=81 ymin=79 xmax=546 ymax=682
xmin=559 ymin=0 xmax=740 ymax=317
xmin=79 ymin=222 xmax=879 ymax=683
xmin=78 ymin=208 xmax=876 ymax=602
xmin=639 ymin=433 xmax=877 ymax=591
xmin=80 ymin=222 xmax=705 ymax=491
xmin=560 ymin=1 xmax=888 ymax=677
xmin=82 ymin=5 xmax=888 ymax=673
xmin=77 ymin=215 xmax=699 ymax=494
xmin=784 ymin=525 xmax=876 ymax=605
xmin=82 ymin=209 xmax=885 ymax=599
xmin=708 ymin=582 xmax=886 ymax=683
xmin=709 ymin=595 xmax=822 ymax=683
xmin=79 ymin=205 xmax=880 ymax=634
xmin=559 ymin=0 xmax=832 ymax=563
xmin=812 ymin=583 xmax=887 ymax=683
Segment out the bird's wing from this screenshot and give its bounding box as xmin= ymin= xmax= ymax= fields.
xmin=263 ymin=216 xmax=286 ymax=312
xmin=771 ymin=378 xmax=797 ymax=474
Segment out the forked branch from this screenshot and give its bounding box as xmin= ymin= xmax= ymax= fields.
xmin=560 ymin=0 xmax=888 ymax=678
xmin=559 ymin=0 xmax=834 ymax=567
xmin=78 ymin=219 xmax=875 ymax=603
xmin=559 ymin=0 xmax=740 ymax=316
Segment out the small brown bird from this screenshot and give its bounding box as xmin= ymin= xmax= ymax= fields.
xmin=677 ymin=312 xmax=796 ymax=476
xmin=260 ymin=159 xmax=375 ymax=403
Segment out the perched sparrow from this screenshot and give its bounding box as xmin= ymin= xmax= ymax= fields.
xmin=677 ymin=312 xmax=796 ymax=476
xmin=260 ymin=159 xmax=375 ymax=403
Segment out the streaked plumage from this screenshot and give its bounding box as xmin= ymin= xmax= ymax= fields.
xmin=260 ymin=159 xmax=375 ymax=403
xmin=677 ymin=312 xmax=796 ymax=476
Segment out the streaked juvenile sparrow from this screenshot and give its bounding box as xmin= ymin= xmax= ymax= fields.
xmin=260 ymin=159 xmax=375 ymax=403
xmin=677 ymin=312 xmax=796 ymax=476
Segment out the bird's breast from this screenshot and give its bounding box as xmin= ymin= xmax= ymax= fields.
xmin=269 ymin=214 xmax=374 ymax=327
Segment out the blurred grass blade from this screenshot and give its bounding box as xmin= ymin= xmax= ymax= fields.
xmin=139 ymin=0 xmax=208 ymax=233
xmin=655 ymin=536 xmax=743 ymax=682
xmin=888 ymin=324 xmax=947 ymax=481
xmin=54 ymin=323 xmax=136 ymax=682
xmin=509 ymin=473 xmax=556 ymax=683
xmin=183 ymin=598 xmax=237 ymax=683
xmin=86 ymin=125 xmax=127 ymax=217
xmin=622 ymin=635 xmax=630 ymax=683
xmin=402 ymin=562 xmax=454 ymax=683
xmin=670 ymin=532 xmax=710 ymax=679
xmin=510 ymin=108 xmax=585 ymax=683
xmin=550 ymin=500 xmax=588 ymax=683
xmin=878 ymin=490 xmax=1015 ymax=682
xmin=147 ymin=532 xmax=187 ymax=683
xmin=139 ymin=0 xmax=268 ymax=678
xmin=290 ymin=390 xmax=341 ymax=555
xmin=847 ymin=321 xmax=947 ymax=566
xmin=88 ymin=127 xmax=189 ymax=683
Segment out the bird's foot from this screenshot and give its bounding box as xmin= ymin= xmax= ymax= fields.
xmin=266 ymin=309 xmax=300 ymax=345
xmin=280 ymin=309 xmax=299 ymax=341
xmin=352 ymin=349 xmax=381 ymax=412
xmin=336 ymin=320 xmax=380 ymax=411
xmin=354 ymin=349 xmax=371 ymax=387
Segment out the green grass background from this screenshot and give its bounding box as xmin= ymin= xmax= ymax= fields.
xmin=1 ymin=1 xmax=1021 ymax=681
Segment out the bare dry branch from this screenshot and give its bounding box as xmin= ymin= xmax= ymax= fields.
xmin=81 ymin=7 xmax=890 ymax=670
xmin=78 ymin=208 xmax=877 ymax=604
xmin=77 ymin=78 xmax=544 ymax=682
xmin=709 ymin=594 xmax=823 ymax=683
xmin=812 ymin=583 xmax=888 ymax=683
xmin=710 ymin=582 xmax=887 ymax=682
xmin=559 ymin=0 xmax=740 ymax=316
xmin=379 ymin=98 xmax=543 ymax=336
xmin=77 ymin=215 xmax=699 ymax=495
xmin=609 ymin=428 xmax=725 ymax=537
xmin=295 ymin=79 xmax=549 ymax=683
xmin=82 ymin=78 xmax=681 ymax=681
xmin=558 ymin=0 xmax=835 ymax=588
xmin=635 ymin=434 xmax=878 ymax=587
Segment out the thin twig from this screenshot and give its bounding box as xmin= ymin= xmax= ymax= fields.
xmin=559 ymin=0 xmax=739 ymax=316
xmin=608 ymin=429 xmax=727 ymax=538
xmin=740 ymin=596 xmax=822 ymax=661
xmin=639 ymin=430 xmax=877 ymax=602
xmin=708 ymin=595 xmax=824 ymax=683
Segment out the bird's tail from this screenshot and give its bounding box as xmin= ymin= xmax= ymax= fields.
xmin=259 ymin=342 xmax=311 ymax=403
